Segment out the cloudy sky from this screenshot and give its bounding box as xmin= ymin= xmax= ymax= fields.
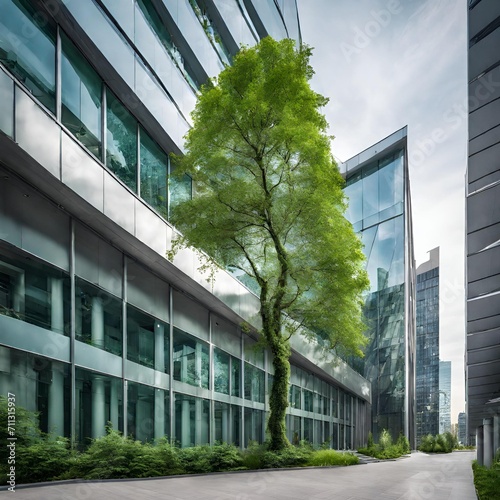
xmin=297 ymin=0 xmax=467 ymax=421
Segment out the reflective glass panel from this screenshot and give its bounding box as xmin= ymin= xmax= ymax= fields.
xmin=174 ymin=393 xmax=209 ymax=447
xmin=214 ymin=347 xmax=229 ymax=395
xmin=244 ymin=407 xmax=263 ymax=446
xmin=231 ymin=356 xmax=241 ymax=397
xmin=303 ymin=389 xmax=314 ymax=412
xmin=75 ymin=278 xmax=122 ymax=356
xmin=214 ymin=400 xmax=230 ymax=443
xmin=362 ymin=167 xmax=379 ymax=219
xmin=127 ymin=305 xmax=169 ymax=370
xmin=244 ymin=362 xmax=264 ymax=403
xmin=106 ymin=89 xmax=137 ymax=191
xmin=61 ymin=32 xmax=102 ymax=158
xmin=0 ymin=0 xmax=56 ymax=113
xmin=140 ymin=127 xmax=168 ymax=218
xmin=75 ymin=367 xmax=123 ymax=445
xmin=0 ymin=248 xmax=70 ymax=335
xmin=173 ymin=328 xmax=209 ymax=389
xmin=303 ymin=417 xmax=313 ymax=443
xmin=344 ymin=180 xmax=362 ymax=225
xmin=0 ymin=348 xmax=70 ymax=437
xmin=127 ymin=381 xmax=156 ymax=442
xmin=169 ymin=166 xmax=192 ymax=218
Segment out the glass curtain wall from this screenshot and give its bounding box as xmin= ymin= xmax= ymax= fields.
xmin=0 ymin=0 xmax=56 ymax=113
xmin=344 ymin=150 xmax=406 ymax=441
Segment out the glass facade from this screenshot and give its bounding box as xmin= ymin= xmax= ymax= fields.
xmin=0 ymin=0 xmax=370 ymax=452
xmin=415 ymin=257 xmax=439 ymax=445
xmin=439 ymin=360 xmax=451 ymax=434
xmin=344 ymin=141 xmax=414 ymax=443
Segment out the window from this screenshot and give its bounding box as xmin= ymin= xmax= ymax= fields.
xmin=214 ymin=348 xmax=230 ymax=394
xmin=61 ymin=32 xmax=102 ymax=158
xmin=106 ymin=89 xmax=137 ymax=191
xmin=173 ymin=329 xmax=209 ymax=389
xmin=174 ymin=393 xmax=209 ymax=447
xmin=127 ymin=305 xmax=168 ymax=371
xmin=0 ymin=0 xmax=56 ymax=113
xmin=75 ymin=278 xmax=122 ymax=356
xmin=244 ymin=362 xmax=264 ymax=403
xmin=169 ymin=166 xmax=192 ymax=218
xmin=140 ymin=128 xmax=168 ymax=218
xmin=231 ymin=356 xmax=241 ymax=397
xmin=0 ymin=250 xmax=70 ymax=335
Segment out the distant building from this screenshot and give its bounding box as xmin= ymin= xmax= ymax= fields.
xmin=416 ymin=248 xmax=440 ymax=445
xmin=439 ymin=361 xmax=452 ymax=434
xmin=458 ymin=412 xmax=467 ymax=445
xmin=341 ymin=127 xmax=416 ymax=447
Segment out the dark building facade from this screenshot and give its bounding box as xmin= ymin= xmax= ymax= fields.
xmin=0 ymin=0 xmax=371 ymax=450
xmin=467 ymin=0 xmax=500 ymax=458
xmin=415 ymin=247 xmax=440 ymax=445
xmin=342 ymin=127 xmax=416 ymax=447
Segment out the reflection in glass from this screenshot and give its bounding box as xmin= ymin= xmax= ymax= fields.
xmin=75 ymin=278 xmax=122 ymax=356
xmin=106 ymin=89 xmax=137 ymax=191
xmin=61 ymin=32 xmax=102 ymax=158
xmin=173 ymin=329 xmax=209 ymax=389
xmin=0 ymin=0 xmax=56 ymax=113
xmin=244 ymin=363 xmax=264 ymax=403
xmin=231 ymin=356 xmax=241 ymax=397
xmin=75 ymin=367 xmax=123 ymax=445
xmin=140 ymin=128 xmax=168 ymax=218
xmin=0 ymin=348 xmax=70 ymax=437
xmin=214 ymin=348 xmax=229 ymax=394
xmin=174 ymin=393 xmax=209 ymax=447
xmin=214 ymin=400 xmax=230 ymax=442
xmin=169 ymin=167 xmax=192 ymax=218
xmin=303 ymin=417 xmax=313 ymax=443
xmin=127 ymin=305 xmax=168 ymax=371
xmin=0 ymin=250 xmax=70 ymax=335
xmin=244 ymin=407 xmax=263 ymax=446
xmin=303 ymin=389 xmax=313 ymax=412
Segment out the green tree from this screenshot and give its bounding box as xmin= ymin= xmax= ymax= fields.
xmin=169 ymin=37 xmax=368 ymax=450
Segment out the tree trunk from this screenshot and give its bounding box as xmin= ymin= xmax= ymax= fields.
xmin=267 ymin=335 xmax=291 ymax=450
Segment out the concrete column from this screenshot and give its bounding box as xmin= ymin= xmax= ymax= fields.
xmin=48 ymin=364 xmax=65 ymax=436
xmin=493 ymin=415 xmax=500 ymax=460
xmin=484 ymin=418 xmax=493 ymax=468
xmin=50 ymin=278 xmax=64 ymax=334
xmin=154 ymin=323 xmax=165 ymax=372
xmin=476 ymin=425 xmax=484 ymax=466
xmin=154 ymin=389 xmax=165 ymax=440
xmin=91 ymin=297 xmax=104 ymax=349
xmin=181 ymin=345 xmax=188 ymax=383
xmin=181 ymin=399 xmax=191 ymax=447
xmin=110 ymin=378 xmax=119 ymax=431
xmin=92 ymin=376 xmax=106 ymax=438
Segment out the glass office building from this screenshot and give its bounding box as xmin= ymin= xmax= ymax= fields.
xmin=341 ymin=127 xmax=416 ymax=446
xmin=467 ymin=0 xmax=500 ymax=455
xmin=415 ymin=248 xmax=440 ymax=445
xmin=0 ymin=0 xmax=371 ymax=450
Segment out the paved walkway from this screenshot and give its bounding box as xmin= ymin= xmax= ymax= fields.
xmin=6 ymin=451 xmax=477 ymax=500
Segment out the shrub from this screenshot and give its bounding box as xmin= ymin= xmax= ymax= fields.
xmin=206 ymin=442 xmax=244 ymax=472
xmin=418 ymin=433 xmax=456 ymax=454
xmin=396 ymin=433 xmax=410 ymax=455
xmin=379 ymin=429 xmax=392 ymax=451
xmin=307 ymin=450 xmax=358 ymax=467
xmin=472 ymin=460 xmax=500 ymax=500
xmin=367 ymin=431 xmax=374 ymax=450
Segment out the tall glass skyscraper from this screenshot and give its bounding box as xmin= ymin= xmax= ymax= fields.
xmin=341 ymin=127 xmax=416 ymax=446
xmin=415 ymin=247 xmax=440 ymax=445
xmin=0 ymin=0 xmax=371 ymax=450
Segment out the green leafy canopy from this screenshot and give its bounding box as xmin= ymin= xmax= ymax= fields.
xmin=170 ymin=37 xmax=368 ymax=357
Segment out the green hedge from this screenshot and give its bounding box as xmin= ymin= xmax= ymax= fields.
xmin=418 ymin=432 xmax=458 ymax=453
xmin=357 ymin=430 xmax=410 ymax=459
xmin=0 ymin=398 xmax=358 ymax=484
xmin=472 ymin=459 xmax=500 ymax=500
